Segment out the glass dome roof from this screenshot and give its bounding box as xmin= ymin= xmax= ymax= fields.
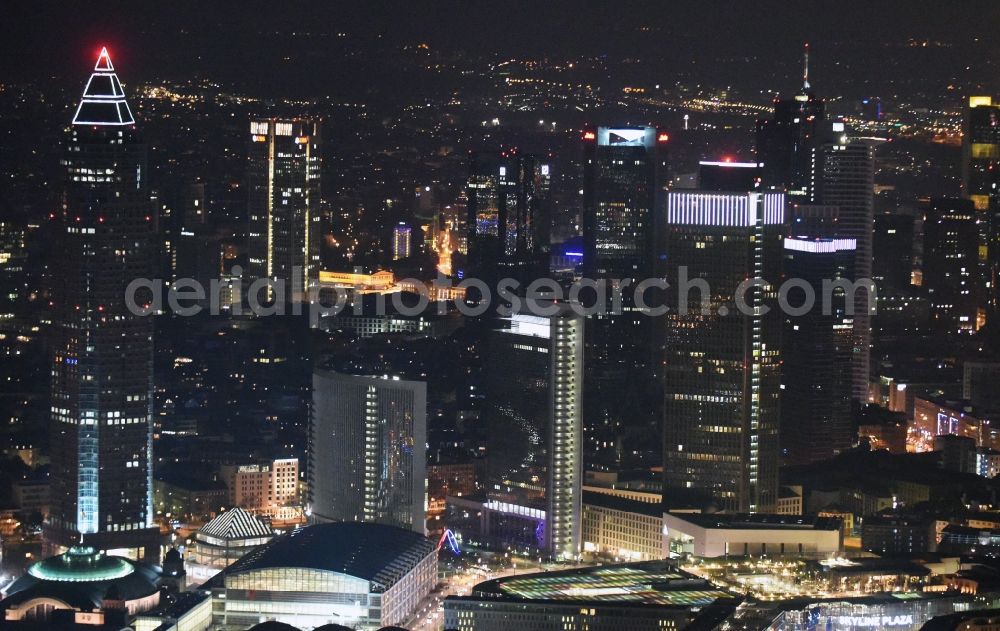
xmin=27 ymin=546 xmax=135 ymax=583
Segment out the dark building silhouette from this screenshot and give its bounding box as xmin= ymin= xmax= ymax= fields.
xmin=923 ymin=198 xmax=982 ymax=333
xmin=465 ymin=151 xmax=551 ymax=291
xmin=781 ymin=237 xmax=857 ymax=466
xmin=581 ymin=126 xmax=669 ymax=467
xmin=873 ymin=213 xmax=915 ymax=292
xmin=756 ymin=45 xmax=825 ymax=195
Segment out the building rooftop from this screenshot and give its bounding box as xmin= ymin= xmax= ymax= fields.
xmin=198 ymin=507 xmax=273 ymax=541
xmin=1 ymin=547 xmax=160 ymax=612
xmin=667 ymin=512 xmax=842 ymax=531
xmin=470 ymin=561 xmax=733 ymax=608
xmin=582 ymin=490 xmax=663 ymax=518
xmin=212 ymin=522 xmax=436 ymax=590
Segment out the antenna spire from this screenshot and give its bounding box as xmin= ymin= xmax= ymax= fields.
xmin=803 ymin=42 xmax=810 ymax=90
xmin=72 ymin=46 xmax=135 ymax=126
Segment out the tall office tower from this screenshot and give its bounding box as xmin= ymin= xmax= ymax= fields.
xmin=310 ymin=367 xmax=427 ymax=534
xmin=47 ymin=48 xmax=159 ymax=557
xmin=756 ymin=45 xmax=825 ymax=194
xmin=809 ymin=122 xmax=877 ymax=402
xmin=873 ymin=213 xmax=915 ymax=291
xmin=465 ymin=152 xmax=551 ymax=289
xmin=962 ymin=96 xmax=1000 ymax=209
xmin=661 ymin=191 xmax=785 ymax=513
xmin=486 ymin=308 xmax=583 ymax=560
xmin=923 ymin=198 xmax=982 ymax=333
xmin=0 ymin=220 xmax=27 ymax=322
xmin=962 ymin=96 xmax=1000 ymax=314
xmin=246 ymin=118 xmax=321 ymax=303
xmin=393 ymin=222 xmax=412 ymax=260
xmin=781 ymin=237 xmax=857 ymax=466
xmin=581 ymin=126 xmax=669 ymax=466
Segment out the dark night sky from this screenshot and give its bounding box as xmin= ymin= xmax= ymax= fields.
xmin=3 ymin=1 xmax=1000 ymax=98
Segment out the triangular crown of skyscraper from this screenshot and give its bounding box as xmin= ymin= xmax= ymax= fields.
xmin=72 ymin=47 xmax=135 ymax=126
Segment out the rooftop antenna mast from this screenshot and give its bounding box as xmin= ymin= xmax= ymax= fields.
xmin=803 ymin=42 xmax=811 ymax=90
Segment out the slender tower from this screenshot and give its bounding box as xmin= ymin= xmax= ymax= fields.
xmin=46 ymin=48 xmax=159 ymax=558
xmin=246 ymin=118 xmax=321 ymax=304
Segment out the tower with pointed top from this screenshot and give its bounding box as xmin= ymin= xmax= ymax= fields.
xmin=755 ymin=44 xmax=825 ymax=195
xmin=47 ymin=48 xmax=159 ymax=559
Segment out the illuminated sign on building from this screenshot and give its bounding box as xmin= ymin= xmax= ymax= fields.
xmin=834 ymin=615 xmax=913 ymax=627
xmin=596 ymin=126 xmax=656 ymax=147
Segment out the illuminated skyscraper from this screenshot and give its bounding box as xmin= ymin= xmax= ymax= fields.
xmin=781 ymin=237 xmax=856 ymax=466
xmin=581 ymin=126 xmax=669 ymax=466
xmin=757 ymin=50 xmax=877 ymax=402
xmin=485 ymin=308 xmax=583 ymax=560
xmin=47 ymin=48 xmax=159 ymax=557
xmin=962 ymin=96 xmax=1000 ymax=314
xmin=963 ymin=96 xmax=1000 ymax=209
xmin=923 ymin=198 xmax=982 ymax=333
xmin=809 ymin=122 xmax=877 ymax=402
xmin=661 ymin=191 xmax=785 ymax=513
xmin=246 ymin=118 xmax=321 ymax=303
xmin=310 ymin=367 xmax=427 ymax=534
xmin=393 ymin=222 xmax=412 ymax=260
xmin=465 ymin=152 xmax=551 ymax=289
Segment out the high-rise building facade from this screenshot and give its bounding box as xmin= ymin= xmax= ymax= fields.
xmin=756 ymin=45 xmax=824 ymax=195
xmin=581 ymin=126 xmax=669 ymax=467
xmin=781 ymin=237 xmax=857 ymax=466
xmin=393 ymin=222 xmax=412 ymax=260
xmin=485 ymin=308 xmax=583 ymax=560
xmin=962 ymin=96 xmax=1000 ymax=210
xmin=873 ymin=213 xmax=915 ymax=292
xmin=47 ymin=48 xmax=159 ymax=557
xmin=310 ymin=367 xmax=427 ymax=533
xmin=809 ymin=123 xmax=877 ymax=402
xmin=661 ymin=191 xmax=785 ymax=513
xmin=465 ymin=152 xmax=551 ymax=288
xmin=247 ymin=118 xmax=321 ymax=303
xmin=923 ymin=198 xmax=982 ymax=333
xmin=962 ymin=96 xmax=1000 ymax=315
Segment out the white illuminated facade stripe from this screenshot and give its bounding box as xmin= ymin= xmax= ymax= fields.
xmin=666 ymin=192 xmax=786 ymax=226
xmin=72 ymin=47 xmax=135 ymax=126
xmin=697 ymin=161 xmax=762 ymax=168
xmin=783 ymin=237 xmax=857 ymax=253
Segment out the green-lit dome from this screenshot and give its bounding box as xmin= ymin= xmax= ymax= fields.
xmin=27 ymin=546 xmax=135 ymax=582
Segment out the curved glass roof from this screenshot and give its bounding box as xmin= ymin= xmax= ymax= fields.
xmin=27 ymin=546 xmax=135 ymax=583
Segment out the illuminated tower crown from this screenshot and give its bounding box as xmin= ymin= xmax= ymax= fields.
xmin=72 ymin=47 xmax=135 ymax=126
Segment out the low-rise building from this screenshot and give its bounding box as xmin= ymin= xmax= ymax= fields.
xmin=662 ymin=512 xmax=843 ymax=558
xmin=732 ymin=593 xmax=995 ymax=631
xmin=444 ymin=561 xmax=737 ymax=631
xmin=190 ymin=507 xmax=275 ymax=570
xmin=581 ymin=491 xmax=665 ymax=561
xmin=11 ymin=479 xmax=49 ymax=516
xmin=776 ymin=486 xmax=804 ymax=516
xmin=154 ymin=474 xmax=228 ymax=522
xmin=861 ymin=513 xmax=935 ymax=556
xmin=427 ymin=461 xmax=477 ymax=522
xmin=206 ymin=522 xmax=437 ymax=630
xmin=221 ymin=458 xmax=302 ymax=524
